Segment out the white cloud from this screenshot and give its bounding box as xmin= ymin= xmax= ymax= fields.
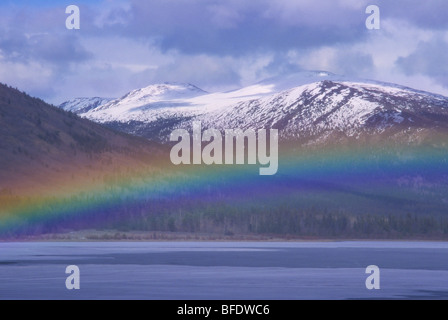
xmin=0 ymin=57 xmax=56 ymax=98
xmin=1 ymin=0 xmax=448 ymax=102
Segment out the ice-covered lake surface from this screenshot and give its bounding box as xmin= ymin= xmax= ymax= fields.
xmin=1 ymin=241 xmax=447 ymax=300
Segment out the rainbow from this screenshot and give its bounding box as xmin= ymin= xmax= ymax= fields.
xmin=1 ymin=142 xmax=448 ymax=238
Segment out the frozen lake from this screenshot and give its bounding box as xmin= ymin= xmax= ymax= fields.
xmin=1 ymin=241 xmax=448 ymax=300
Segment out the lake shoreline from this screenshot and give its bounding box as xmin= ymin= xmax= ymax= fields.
xmin=2 ymin=229 xmax=448 ymax=242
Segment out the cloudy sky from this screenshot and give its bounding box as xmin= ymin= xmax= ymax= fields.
xmin=0 ymin=0 xmax=447 ymax=104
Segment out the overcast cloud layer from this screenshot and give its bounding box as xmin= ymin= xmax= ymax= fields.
xmin=0 ymin=0 xmax=447 ymax=103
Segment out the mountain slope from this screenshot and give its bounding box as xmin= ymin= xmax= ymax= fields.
xmin=0 ymin=83 xmax=164 ymax=194
xmin=198 ymin=80 xmax=448 ymax=144
xmin=84 ymin=82 xmax=207 ymax=117
xmin=71 ymin=75 xmax=448 ymax=145
xmin=59 ymin=97 xmax=113 ymax=114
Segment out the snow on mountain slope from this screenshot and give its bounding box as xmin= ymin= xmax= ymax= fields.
xmin=82 ymin=82 xmax=275 ymax=124
xmin=58 ymin=72 xmax=325 ymax=119
xmin=60 ymin=82 xmax=208 ymax=119
xmin=256 ymin=70 xmax=345 ymax=92
xmin=59 ymin=97 xmax=113 ymax=114
xmin=79 ymin=71 xmax=340 ymax=123
xmin=89 ymin=82 xmax=207 ymax=117
xmin=71 ymin=72 xmax=448 ymax=143
xmin=198 ymin=80 xmax=448 ymax=141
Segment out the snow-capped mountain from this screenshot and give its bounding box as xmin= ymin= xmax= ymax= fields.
xmin=91 ymin=82 xmax=208 ymax=113
xmin=198 ymin=80 xmax=448 ymax=143
xmin=62 ymin=72 xmax=334 ymax=118
xmin=61 ymin=72 xmax=448 ymax=144
xmin=59 ymin=97 xmax=113 ymax=114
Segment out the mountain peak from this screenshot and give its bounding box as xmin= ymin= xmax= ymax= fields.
xmin=124 ymin=82 xmax=208 ymax=101
xmin=257 ymin=70 xmax=345 ymax=92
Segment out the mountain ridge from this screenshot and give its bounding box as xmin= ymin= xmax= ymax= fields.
xmin=58 ymin=73 xmax=448 ymax=145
